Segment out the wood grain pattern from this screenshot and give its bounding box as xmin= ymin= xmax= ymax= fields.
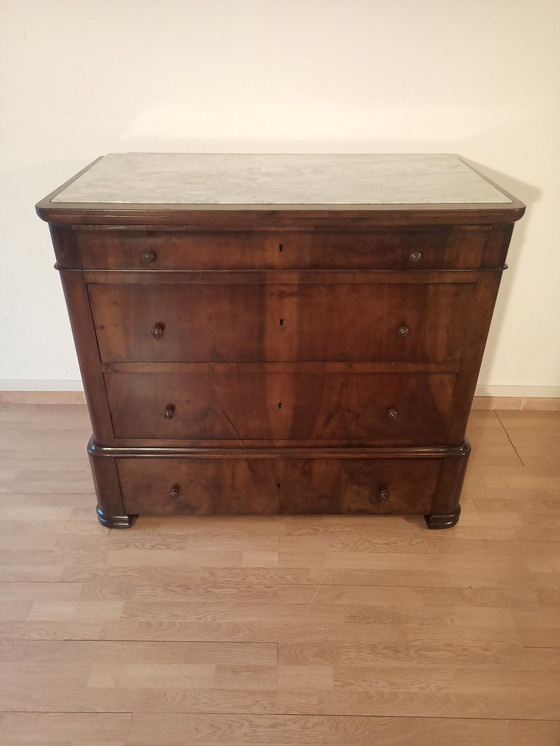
xmin=1 ymin=391 xmax=555 ymax=410
xmin=0 ymin=403 xmax=559 ymax=744
xmin=116 ymin=457 xmax=440 ymax=516
xmin=124 ymin=714 xmax=560 ymax=745
xmin=105 ymin=371 xmax=456 ymax=443
xmin=89 ymin=281 xmax=474 ymax=364
xmin=40 ymin=155 xmax=524 ymax=529
xmin=75 ymin=225 xmax=494 ymax=270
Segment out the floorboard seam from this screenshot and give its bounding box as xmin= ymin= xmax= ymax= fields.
xmin=494 ymin=410 xmax=525 ymax=466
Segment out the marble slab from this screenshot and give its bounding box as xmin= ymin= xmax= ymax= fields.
xmin=52 ymin=153 xmax=511 ymax=205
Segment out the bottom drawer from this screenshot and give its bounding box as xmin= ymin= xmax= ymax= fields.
xmin=117 ymin=457 xmax=441 ymax=516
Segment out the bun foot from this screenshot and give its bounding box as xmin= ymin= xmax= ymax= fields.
xmin=425 ymin=505 xmax=461 ymax=530
xmin=96 ymin=507 xmax=133 ymax=529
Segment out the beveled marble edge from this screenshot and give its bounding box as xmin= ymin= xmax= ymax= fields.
xmin=51 ymin=153 xmax=512 ymax=206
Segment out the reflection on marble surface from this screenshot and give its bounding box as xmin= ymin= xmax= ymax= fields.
xmin=52 ymin=153 xmax=511 ymax=205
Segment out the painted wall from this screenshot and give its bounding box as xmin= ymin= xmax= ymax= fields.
xmin=1 ymin=0 xmax=559 ymax=395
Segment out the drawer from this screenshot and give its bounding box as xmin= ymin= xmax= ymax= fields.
xmin=105 ymin=371 xmax=456 ymax=445
xmin=76 ymin=227 xmax=492 ymax=270
xmin=89 ymin=282 xmax=475 ymax=364
xmin=117 ymin=456 xmax=440 ymax=516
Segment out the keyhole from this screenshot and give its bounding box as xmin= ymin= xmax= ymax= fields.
xmin=277 ymin=482 xmax=281 ymax=489
xmin=278 ymin=402 xmax=282 ymax=409
xmin=279 ymin=244 xmax=284 ymax=253
xmin=279 ymin=318 xmax=284 ymax=327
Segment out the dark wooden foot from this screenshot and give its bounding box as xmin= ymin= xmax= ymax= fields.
xmin=96 ymin=507 xmax=133 ymax=529
xmin=425 ymin=505 xmax=461 ymax=529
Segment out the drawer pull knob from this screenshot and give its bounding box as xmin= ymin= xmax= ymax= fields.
xmin=398 ymin=324 xmax=411 ymax=337
xmin=169 ymin=484 xmax=180 ymax=499
xmin=409 ymin=251 xmax=423 ymax=264
xmin=152 ymin=322 xmax=165 ymax=338
xmin=142 ymin=250 xmax=157 ymax=264
xmin=388 ymin=408 xmax=399 ymax=419
xmin=164 ymin=404 xmax=175 ymax=420
xmin=370 ymin=488 xmax=390 ymax=504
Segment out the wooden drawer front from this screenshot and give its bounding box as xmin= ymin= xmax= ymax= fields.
xmin=106 ymin=371 xmax=455 ymax=444
xmin=77 ymin=228 xmax=491 ymax=270
xmin=118 ymin=456 xmax=440 ymax=516
xmin=90 ymin=282 xmax=474 ymax=364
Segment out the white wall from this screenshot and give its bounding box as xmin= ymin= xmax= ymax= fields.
xmin=1 ymin=0 xmax=559 ymax=395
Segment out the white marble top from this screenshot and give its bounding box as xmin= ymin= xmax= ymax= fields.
xmin=52 ymin=153 xmax=511 ymax=206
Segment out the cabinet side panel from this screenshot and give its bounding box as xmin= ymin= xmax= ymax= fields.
xmin=446 ymin=271 xmax=504 ymax=444
xmin=429 ymin=442 xmax=470 ymax=518
xmin=88 ymin=445 xmax=127 ymax=520
xmin=482 ymin=223 xmax=515 ymax=267
xmin=49 ymin=223 xmax=81 ymax=268
xmin=58 ymin=269 xmax=115 ymax=442
xmin=49 ymin=226 xmax=114 ymax=442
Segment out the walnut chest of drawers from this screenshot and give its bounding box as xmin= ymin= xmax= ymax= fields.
xmin=37 ymin=154 xmax=525 ymax=528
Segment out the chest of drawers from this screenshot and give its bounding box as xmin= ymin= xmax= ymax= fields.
xmin=37 ymin=154 xmax=525 ymax=528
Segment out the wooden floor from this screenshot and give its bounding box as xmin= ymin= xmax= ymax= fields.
xmin=0 ymin=404 xmax=559 ymax=745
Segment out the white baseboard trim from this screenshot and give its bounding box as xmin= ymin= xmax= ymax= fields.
xmin=0 ymin=379 xmax=84 ymax=391
xmin=3 ymin=381 xmax=558 ymax=397
xmin=475 ymin=384 xmax=560 ymax=398
xmin=1 ymin=381 xmax=558 ymax=409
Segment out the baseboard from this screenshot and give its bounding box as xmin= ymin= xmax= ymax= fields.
xmin=0 ymin=380 xmax=84 ymax=391
xmin=471 ymin=396 xmax=560 ymax=411
xmin=474 ymin=385 xmax=560 ymax=398
xmin=0 ymin=390 xmax=86 ymax=404
xmin=1 ymin=382 xmax=559 ymax=409
xmin=0 ymin=380 xmax=85 ymax=404
xmin=472 ymin=385 xmax=560 ymax=410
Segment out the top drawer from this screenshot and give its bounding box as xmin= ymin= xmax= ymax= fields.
xmin=75 ymin=227 xmax=496 ymax=270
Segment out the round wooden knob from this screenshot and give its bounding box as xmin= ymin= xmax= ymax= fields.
xmin=152 ymin=322 xmax=165 ymax=339
xmin=398 ymin=325 xmax=410 ymax=337
xmin=409 ymin=251 xmax=423 ymax=264
xmin=370 ymin=488 xmax=390 ymax=504
xmin=169 ymin=484 xmax=180 ymax=499
xmin=142 ymin=250 xmax=157 ymax=264
xmin=164 ymin=404 xmax=175 ymax=420
xmin=388 ymin=408 xmax=399 ymax=419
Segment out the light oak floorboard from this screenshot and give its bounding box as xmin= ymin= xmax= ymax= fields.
xmin=0 ymin=404 xmax=559 ymax=744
